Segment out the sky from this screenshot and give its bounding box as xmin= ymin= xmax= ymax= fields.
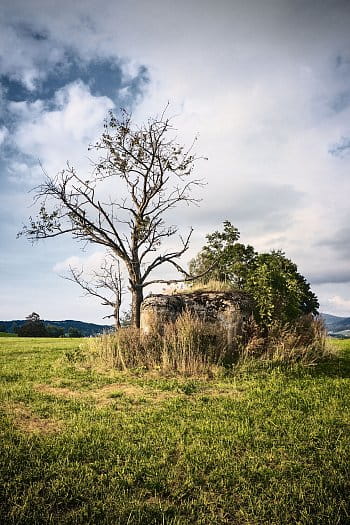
xmin=1 ymin=0 xmax=350 ymax=323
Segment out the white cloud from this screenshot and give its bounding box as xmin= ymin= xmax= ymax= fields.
xmin=53 ymin=251 xmax=107 ymax=274
xmin=313 ymin=282 xmax=350 ymax=317
xmin=328 ymin=295 xmax=350 ymax=316
xmin=11 ymin=81 xmax=114 ymax=176
xmin=6 ymin=161 xmax=41 ymax=184
xmin=0 ymin=21 xmax=66 ymax=89
xmin=329 ymin=295 xmax=350 ymax=308
xmin=9 ymin=99 xmax=45 ymax=118
xmin=0 ymin=126 xmax=8 ymax=145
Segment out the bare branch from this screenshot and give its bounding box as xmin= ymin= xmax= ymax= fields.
xmin=62 ymin=257 xmax=125 ymax=328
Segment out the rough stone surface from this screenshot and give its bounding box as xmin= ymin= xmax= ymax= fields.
xmin=140 ymin=291 xmax=252 ymax=347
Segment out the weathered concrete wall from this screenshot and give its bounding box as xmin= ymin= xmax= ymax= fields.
xmin=140 ymin=291 xmax=252 ymax=348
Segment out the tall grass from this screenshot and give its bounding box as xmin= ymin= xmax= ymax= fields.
xmin=183 ymin=279 xmax=236 ymax=293
xmin=84 ymin=313 xmax=328 ymax=375
xmin=242 ymin=315 xmax=329 ymax=365
xmin=85 ymin=312 xmax=229 ymax=375
xmin=161 ymin=279 xmax=237 ymax=295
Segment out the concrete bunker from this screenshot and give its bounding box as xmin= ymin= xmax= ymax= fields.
xmin=140 ymin=291 xmax=252 ymax=349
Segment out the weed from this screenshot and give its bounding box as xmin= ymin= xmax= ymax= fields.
xmin=178 ymin=380 xmax=198 ymax=395
xmin=64 ymin=346 xmax=86 ymax=363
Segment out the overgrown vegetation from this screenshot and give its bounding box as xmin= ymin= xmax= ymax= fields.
xmin=177 ymin=279 xmax=236 ymax=293
xmin=242 ymin=315 xmax=328 ymax=364
xmin=189 ymin=221 xmax=319 ymax=328
xmin=83 ymin=311 xmax=328 ymax=375
xmin=0 ymin=336 xmax=349 ymax=524
xmin=84 ymin=312 xmax=229 ymax=375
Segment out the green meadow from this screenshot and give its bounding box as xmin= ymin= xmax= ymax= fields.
xmin=0 ymin=336 xmax=349 ymax=524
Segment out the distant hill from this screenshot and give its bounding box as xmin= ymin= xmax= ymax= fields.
xmin=321 ymin=313 xmax=350 ymax=332
xmin=0 ymin=319 xmax=113 ymax=336
xmin=320 ymin=313 xmax=350 ymax=337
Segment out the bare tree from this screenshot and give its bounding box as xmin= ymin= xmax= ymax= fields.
xmin=64 ymin=254 xmax=125 ymax=329
xmin=19 ymin=108 xmax=204 ymax=327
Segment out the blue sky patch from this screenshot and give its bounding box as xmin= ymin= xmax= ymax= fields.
xmin=1 ymin=56 xmax=149 ymax=104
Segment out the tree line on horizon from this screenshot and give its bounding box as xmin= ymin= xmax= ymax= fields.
xmin=0 ymin=314 xmax=84 ymax=338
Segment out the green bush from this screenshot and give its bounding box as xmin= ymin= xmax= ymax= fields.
xmin=189 ymin=221 xmax=319 ymax=329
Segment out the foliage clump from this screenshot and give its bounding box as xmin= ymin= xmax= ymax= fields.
xmin=189 ymin=221 xmax=319 ymax=329
xmin=242 ymin=314 xmax=328 ymax=364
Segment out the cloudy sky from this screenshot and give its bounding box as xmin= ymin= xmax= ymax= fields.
xmin=1 ymin=0 xmax=350 ymax=323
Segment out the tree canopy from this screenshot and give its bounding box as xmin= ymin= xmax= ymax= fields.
xmin=189 ymin=221 xmax=319 ymax=328
xmin=189 ymin=220 xmax=256 ymax=288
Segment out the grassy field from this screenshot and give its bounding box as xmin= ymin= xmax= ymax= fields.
xmin=0 ymin=336 xmax=349 ymax=524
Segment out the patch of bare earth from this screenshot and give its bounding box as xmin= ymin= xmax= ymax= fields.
xmin=35 ymin=382 xmax=180 ymax=406
xmin=91 ymin=383 xmax=179 ymax=406
xmin=203 ymin=386 xmax=245 ymax=398
xmin=5 ymin=402 xmax=62 ymax=434
xmin=33 ymin=382 xmax=244 ymax=407
xmin=35 ymin=384 xmax=81 ymax=398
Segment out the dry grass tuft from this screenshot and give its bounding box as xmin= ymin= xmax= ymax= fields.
xmin=183 ymin=279 xmax=236 ymax=294
xmin=34 ymin=382 xmax=181 ymax=407
xmin=84 ymin=311 xmax=230 ymax=375
xmin=241 ymin=315 xmax=329 ymax=365
xmin=5 ymin=402 xmax=63 ymax=434
xmin=161 ymin=279 xmax=236 ymax=295
xmin=35 ymin=384 xmax=81 ymax=398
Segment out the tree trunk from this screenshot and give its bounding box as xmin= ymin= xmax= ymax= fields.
xmin=114 ymin=304 xmax=121 ymax=331
xmin=131 ymin=286 xmax=143 ymax=328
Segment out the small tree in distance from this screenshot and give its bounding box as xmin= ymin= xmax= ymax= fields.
xmin=68 ymin=327 xmax=83 ymax=338
xmin=17 ymin=312 xmax=48 ymax=337
xmin=19 ymin=108 xmax=205 ymax=327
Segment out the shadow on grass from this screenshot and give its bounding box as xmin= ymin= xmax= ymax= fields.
xmin=311 ymin=353 xmax=350 ymax=379
xmin=232 ymin=351 xmax=350 ymax=381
